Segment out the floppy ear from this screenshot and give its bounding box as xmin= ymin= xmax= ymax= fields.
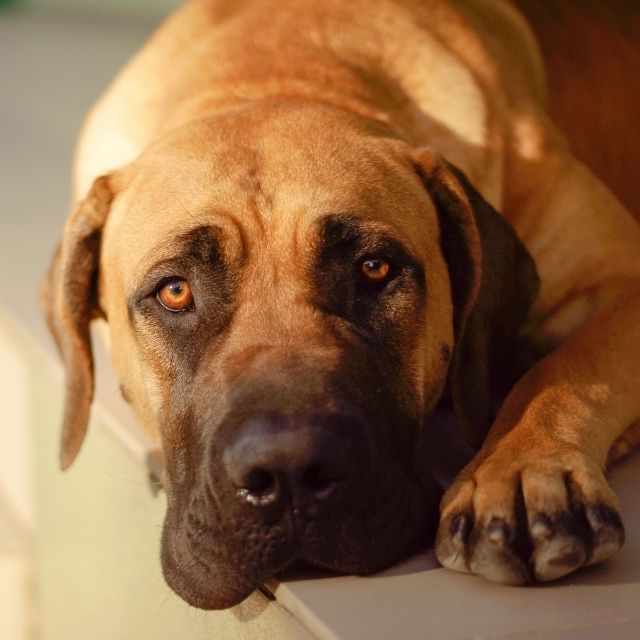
xmin=414 ymin=150 xmax=540 ymax=448
xmin=40 ymin=176 xmax=114 ymax=470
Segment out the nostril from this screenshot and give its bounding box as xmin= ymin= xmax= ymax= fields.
xmin=236 ymin=468 xmax=278 ymax=506
xmin=245 ymin=468 xmax=275 ymax=494
xmin=302 ymin=464 xmax=342 ymax=499
xmin=224 ymin=414 xmax=356 ymax=509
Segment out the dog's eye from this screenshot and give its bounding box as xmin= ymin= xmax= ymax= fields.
xmin=360 ymin=257 xmax=391 ymax=284
xmin=156 ymin=279 xmax=194 ymax=312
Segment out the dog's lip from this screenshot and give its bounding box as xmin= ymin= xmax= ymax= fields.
xmin=162 ymin=488 xmax=435 ymax=609
xmin=171 ymin=525 xmax=429 ymax=610
xmin=162 ymin=553 xmax=260 ymax=610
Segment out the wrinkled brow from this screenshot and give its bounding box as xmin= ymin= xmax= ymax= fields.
xmin=139 ymin=226 xmax=226 ymax=270
xmin=316 ymin=213 xmax=422 ymax=267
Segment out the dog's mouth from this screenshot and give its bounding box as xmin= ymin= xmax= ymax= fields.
xmin=160 ymin=459 xmax=440 ymax=610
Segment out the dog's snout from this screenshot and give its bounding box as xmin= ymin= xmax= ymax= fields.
xmin=222 ymin=414 xmax=354 ymax=508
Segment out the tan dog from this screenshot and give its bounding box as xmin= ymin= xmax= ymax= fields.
xmin=42 ymin=0 xmax=640 ymax=609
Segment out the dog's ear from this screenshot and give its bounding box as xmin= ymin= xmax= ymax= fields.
xmin=40 ymin=175 xmax=114 ymax=470
xmin=414 ymin=150 xmax=539 ymax=448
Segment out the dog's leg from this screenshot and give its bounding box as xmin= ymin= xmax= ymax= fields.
xmin=436 ymin=143 xmax=640 ymax=584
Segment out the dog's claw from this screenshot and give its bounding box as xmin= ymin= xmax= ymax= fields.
xmin=466 ymin=517 xmax=530 ymax=585
xmin=436 ymin=513 xmax=473 ymax=573
xmin=450 ymin=513 xmax=471 ymax=546
xmin=487 ymin=518 xmax=511 ymax=546
xmin=584 ymin=504 xmax=625 ymax=565
xmin=529 ymin=513 xmax=553 ymax=541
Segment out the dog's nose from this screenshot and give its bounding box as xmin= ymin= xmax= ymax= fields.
xmin=223 ymin=414 xmax=353 ymax=508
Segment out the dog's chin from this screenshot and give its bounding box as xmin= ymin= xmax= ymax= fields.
xmin=160 ymin=481 xmax=440 ymax=610
xmin=161 ymin=554 xmax=250 ymax=610
xmin=161 ymin=546 xmax=264 ymax=610
xmin=161 ymin=535 xmax=422 ymax=611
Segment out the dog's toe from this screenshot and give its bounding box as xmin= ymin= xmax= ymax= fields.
xmin=468 ymin=516 xmax=530 ymax=585
xmin=566 ymin=467 xmax=625 ymax=565
xmin=522 ymin=468 xmax=588 ymax=581
xmin=529 ymin=512 xmax=588 ymax=581
xmin=435 ymin=483 xmax=474 ymax=573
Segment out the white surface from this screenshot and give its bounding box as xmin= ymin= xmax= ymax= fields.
xmin=1 ymin=7 xmax=639 ymax=640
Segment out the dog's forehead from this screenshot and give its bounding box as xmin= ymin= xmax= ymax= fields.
xmin=104 ymin=107 xmax=441 ymax=279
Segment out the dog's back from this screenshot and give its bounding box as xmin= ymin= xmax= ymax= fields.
xmin=514 ymin=0 xmax=640 ymax=215
xmin=73 ymin=0 xmax=541 ymax=207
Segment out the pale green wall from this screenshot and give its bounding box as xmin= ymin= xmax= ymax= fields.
xmin=26 ymin=0 xmax=181 ymax=20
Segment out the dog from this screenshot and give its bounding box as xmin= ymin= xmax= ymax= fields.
xmin=41 ymin=0 xmax=640 ymax=609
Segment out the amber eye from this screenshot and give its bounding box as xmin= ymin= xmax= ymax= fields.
xmin=360 ymin=257 xmax=391 ymax=283
xmin=156 ymin=279 xmax=194 ymax=312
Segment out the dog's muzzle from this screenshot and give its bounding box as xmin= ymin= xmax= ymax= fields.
xmin=160 ymin=353 xmax=441 ymax=609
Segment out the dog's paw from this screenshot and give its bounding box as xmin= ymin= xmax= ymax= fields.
xmin=435 ymin=447 xmax=624 ymax=584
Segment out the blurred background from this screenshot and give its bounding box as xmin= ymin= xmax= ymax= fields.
xmin=0 ymin=0 xmax=179 ymax=340
xmin=3 ymin=0 xmax=178 ymax=20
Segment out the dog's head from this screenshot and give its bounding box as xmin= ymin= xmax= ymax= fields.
xmin=42 ymin=104 xmax=538 ymax=608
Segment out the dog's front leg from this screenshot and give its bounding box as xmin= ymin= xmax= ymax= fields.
xmin=436 ymin=149 xmax=640 ymax=584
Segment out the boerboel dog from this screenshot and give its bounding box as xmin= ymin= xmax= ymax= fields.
xmin=42 ymin=0 xmax=640 ymax=609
